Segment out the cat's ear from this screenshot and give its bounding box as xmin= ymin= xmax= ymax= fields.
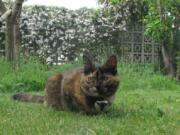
xmin=103 ymin=55 xmax=117 ymax=75
xmin=83 ymin=54 xmax=95 ymax=75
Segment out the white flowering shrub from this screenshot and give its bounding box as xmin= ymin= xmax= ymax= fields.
xmin=19 ymin=6 xmax=101 ymax=64
xmin=0 ymin=0 xmax=143 ymax=64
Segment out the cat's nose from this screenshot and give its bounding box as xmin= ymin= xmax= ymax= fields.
xmin=96 ymin=100 xmax=108 ymax=111
xmin=95 ymin=83 xmax=101 ymax=90
xmin=96 ymin=85 xmax=100 ymax=90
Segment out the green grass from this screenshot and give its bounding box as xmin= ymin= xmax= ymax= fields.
xmin=0 ymin=90 xmax=180 ymax=135
xmin=0 ymin=58 xmax=180 ymax=135
xmin=0 ymin=57 xmax=80 ymax=92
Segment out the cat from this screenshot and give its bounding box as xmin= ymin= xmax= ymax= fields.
xmin=13 ymin=55 xmax=120 ymax=114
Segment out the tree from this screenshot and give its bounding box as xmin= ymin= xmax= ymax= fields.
xmin=0 ymin=0 xmax=24 ymax=69
xmin=144 ymin=0 xmax=180 ymax=78
xmin=99 ymin=0 xmax=180 ymax=78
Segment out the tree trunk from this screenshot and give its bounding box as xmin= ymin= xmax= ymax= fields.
xmin=5 ymin=16 xmax=21 ymax=69
xmin=6 ymin=17 xmax=14 ymax=63
xmin=161 ymin=42 xmax=176 ymax=78
xmin=173 ymin=3 xmax=180 ymax=80
xmin=157 ymin=0 xmax=176 ymax=78
xmin=1 ymin=0 xmax=24 ymax=69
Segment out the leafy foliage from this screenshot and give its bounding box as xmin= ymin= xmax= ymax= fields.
xmin=143 ymin=0 xmax=180 ymax=42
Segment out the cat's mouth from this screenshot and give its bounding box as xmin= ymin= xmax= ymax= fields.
xmin=94 ymin=100 xmax=110 ymax=112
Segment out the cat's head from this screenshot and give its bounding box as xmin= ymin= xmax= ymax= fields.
xmin=80 ymin=54 xmax=120 ymax=98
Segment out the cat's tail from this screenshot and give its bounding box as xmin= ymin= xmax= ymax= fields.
xmin=12 ymin=93 xmax=44 ymax=103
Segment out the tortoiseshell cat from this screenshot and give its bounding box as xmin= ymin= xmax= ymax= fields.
xmin=13 ymin=55 xmax=120 ymax=114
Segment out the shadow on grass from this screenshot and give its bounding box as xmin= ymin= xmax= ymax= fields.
xmin=100 ymin=107 xmax=139 ymax=119
xmin=88 ymin=103 xmax=162 ymax=120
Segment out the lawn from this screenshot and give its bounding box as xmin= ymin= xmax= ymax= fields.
xmin=0 ymin=58 xmax=180 ymax=135
xmin=0 ymin=90 xmax=180 ymax=135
